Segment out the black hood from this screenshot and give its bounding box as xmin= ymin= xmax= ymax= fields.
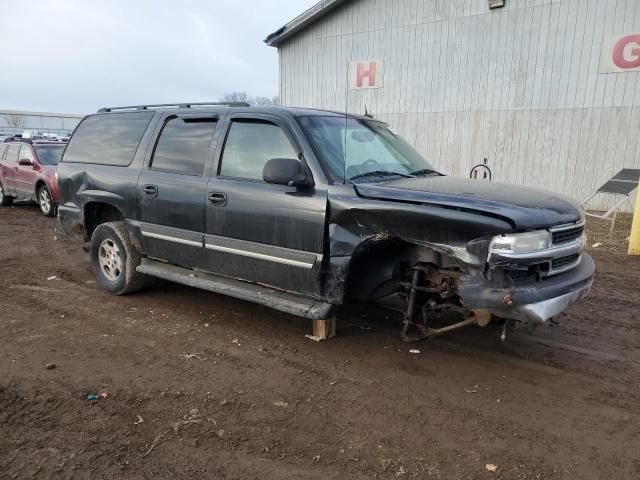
xmin=354 ymin=176 xmax=584 ymax=230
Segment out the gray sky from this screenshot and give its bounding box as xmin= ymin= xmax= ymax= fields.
xmin=0 ymin=0 xmax=317 ymax=114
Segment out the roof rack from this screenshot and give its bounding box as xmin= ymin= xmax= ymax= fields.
xmin=97 ymin=102 xmax=250 ymax=113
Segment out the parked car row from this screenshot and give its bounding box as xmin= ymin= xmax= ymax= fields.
xmin=0 ymin=139 xmax=65 ymax=216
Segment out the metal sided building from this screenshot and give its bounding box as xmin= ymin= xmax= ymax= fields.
xmin=0 ymin=110 xmax=83 ymax=137
xmin=266 ymin=0 xmax=640 ymax=211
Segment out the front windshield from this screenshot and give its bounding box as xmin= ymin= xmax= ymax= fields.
xmin=297 ymin=115 xmax=439 ymax=183
xmin=35 ymin=146 xmax=64 ymax=165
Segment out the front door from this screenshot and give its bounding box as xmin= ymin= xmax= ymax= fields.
xmin=203 ymin=114 xmax=327 ymax=297
xmin=136 ymin=113 xmax=219 ymax=268
xmin=15 ymin=145 xmax=37 ymax=197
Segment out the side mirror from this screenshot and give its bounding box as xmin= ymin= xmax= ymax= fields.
xmin=263 ymin=158 xmax=312 ymax=188
xmin=19 ymin=158 xmax=33 ymax=166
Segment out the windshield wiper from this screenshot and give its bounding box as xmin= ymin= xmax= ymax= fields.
xmin=348 ymin=170 xmax=413 ymax=181
xmin=409 ymin=168 xmax=442 ymax=177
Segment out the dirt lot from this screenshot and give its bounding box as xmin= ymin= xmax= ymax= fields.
xmin=1 ymin=204 xmax=639 ymax=479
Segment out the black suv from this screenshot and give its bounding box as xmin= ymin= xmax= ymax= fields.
xmin=58 ymin=102 xmax=594 ymax=341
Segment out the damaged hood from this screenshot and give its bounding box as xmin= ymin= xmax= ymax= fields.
xmin=354 ymin=176 xmax=584 ymax=230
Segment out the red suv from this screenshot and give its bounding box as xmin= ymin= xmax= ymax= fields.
xmin=0 ymin=140 xmax=65 ymax=216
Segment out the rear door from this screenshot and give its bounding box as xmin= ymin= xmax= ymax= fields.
xmin=1 ymin=144 xmax=21 ymax=194
xmin=15 ymin=144 xmax=37 ymax=197
xmin=203 ymin=113 xmax=327 ymax=297
xmin=136 ymin=112 xmax=219 ymax=268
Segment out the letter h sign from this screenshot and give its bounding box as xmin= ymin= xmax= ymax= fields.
xmin=350 ymin=59 xmax=383 ymax=89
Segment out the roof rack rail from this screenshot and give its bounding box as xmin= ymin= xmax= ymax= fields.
xmin=97 ymin=102 xmax=250 ymax=113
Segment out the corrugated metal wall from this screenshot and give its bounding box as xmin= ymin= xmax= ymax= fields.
xmin=0 ymin=111 xmax=81 ymax=136
xmin=278 ymin=0 xmax=640 ymax=211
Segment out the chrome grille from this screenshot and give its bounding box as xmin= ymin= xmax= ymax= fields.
xmin=551 ymin=225 xmax=584 ymax=245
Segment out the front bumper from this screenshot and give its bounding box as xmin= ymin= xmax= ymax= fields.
xmin=458 ymin=253 xmax=595 ymax=323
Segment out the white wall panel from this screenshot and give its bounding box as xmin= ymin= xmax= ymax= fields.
xmin=277 ymin=0 xmax=640 ymax=211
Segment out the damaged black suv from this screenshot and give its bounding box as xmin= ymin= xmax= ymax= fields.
xmin=58 ymin=102 xmax=594 ymax=341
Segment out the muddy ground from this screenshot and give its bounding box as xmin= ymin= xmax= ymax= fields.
xmin=1 ymin=204 xmax=639 ymax=479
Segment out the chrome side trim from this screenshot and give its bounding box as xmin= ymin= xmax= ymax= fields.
xmin=204 ymin=234 xmax=321 ymax=269
xmin=141 ymin=231 xmax=203 ymax=248
xmin=204 ymin=243 xmax=316 ymax=269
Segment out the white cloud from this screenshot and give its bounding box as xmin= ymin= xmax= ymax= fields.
xmin=0 ymin=0 xmax=318 ymax=113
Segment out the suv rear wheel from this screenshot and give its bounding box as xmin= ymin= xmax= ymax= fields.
xmin=89 ymin=221 xmax=147 ymax=295
xmin=38 ymin=184 xmax=55 ymax=217
xmin=0 ymin=182 xmax=14 ymax=206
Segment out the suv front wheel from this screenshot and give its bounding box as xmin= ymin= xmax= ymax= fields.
xmin=89 ymin=222 xmax=147 ymax=295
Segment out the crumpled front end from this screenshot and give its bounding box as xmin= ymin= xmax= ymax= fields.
xmin=457 ymin=221 xmax=594 ymax=323
xmin=327 ymin=185 xmax=595 ymax=340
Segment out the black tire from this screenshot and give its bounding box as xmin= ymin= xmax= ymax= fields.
xmin=37 ymin=184 xmax=55 ymax=217
xmin=89 ymin=221 xmax=147 ymax=295
xmin=0 ymin=182 xmax=14 ymax=206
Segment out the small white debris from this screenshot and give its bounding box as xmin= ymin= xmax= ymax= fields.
xmin=46 ymin=276 xmax=57 ymax=281
xmin=273 ymin=400 xmax=288 ymax=408
xmin=232 ymin=338 xmax=240 ymax=345
xmin=305 ymin=334 xmax=322 ymax=342
xmin=204 ymin=323 xmax=210 ymax=327
xmin=485 ymin=464 xmax=498 ymax=472
xmin=465 ymin=385 xmax=480 ymax=393
xmin=592 ymin=242 xmax=602 ymax=248
xmin=409 ymin=349 xmax=421 ymax=355
xmin=134 ymin=414 xmax=144 ymax=425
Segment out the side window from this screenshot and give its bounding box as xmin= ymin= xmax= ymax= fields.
xmin=150 ymin=117 xmax=217 ymax=176
xmin=219 ymin=120 xmax=298 ymax=181
xmin=63 ymin=112 xmax=154 ymax=166
xmin=19 ymin=145 xmax=34 ymax=162
xmin=6 ymin=145 xmax=20 ymax=162
xmin=0 ymin=145 xmax=6 ymax=160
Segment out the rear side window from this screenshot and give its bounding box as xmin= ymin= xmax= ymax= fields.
xmin=5 ymin=145 xmax=20 ymax=162
xmin=63 ymin=112 xmax=154 ymax=166
xmin=150 ymin=117 xmax=217 ymax=176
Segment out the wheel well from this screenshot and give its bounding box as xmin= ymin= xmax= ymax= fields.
xmin=34 ymin=179 xmax=47 ymax=196
xmin=343 ymin=238 xmax=452 ymax=302
xmin=84 ymin=202 xmax=125 ymax=241
xmin=343 ymin=237 xmax=413 ymax=302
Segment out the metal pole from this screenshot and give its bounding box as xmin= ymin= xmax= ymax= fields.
xmin=629 ymin=180 xmax=640 ymax=256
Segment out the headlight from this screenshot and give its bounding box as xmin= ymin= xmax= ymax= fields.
xmin=489 ymin=230 xmax=552 ymax=255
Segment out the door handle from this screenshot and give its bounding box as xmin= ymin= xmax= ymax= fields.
xmin=143 ymin=184 xmax=158 ymax=197
xmin=207 ymin=192 xmax=227 ymax=206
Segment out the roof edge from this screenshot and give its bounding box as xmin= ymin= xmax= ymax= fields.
xmin=0 ymin=109 xmax=84 ymax=119
xmin=264 ymin=0 xmax=351 ymax=47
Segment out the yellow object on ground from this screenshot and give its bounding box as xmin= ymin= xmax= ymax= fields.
xmin=629 ymin=180 xmax=640 ymax=256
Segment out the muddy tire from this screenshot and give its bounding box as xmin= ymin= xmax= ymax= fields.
xmin=38 ymin=184 xmax=55 ymax=217
xmin=89 ymin=221 xmax=146 ymax=295
xmin=0 ymin=182 xmax=14 ymax=206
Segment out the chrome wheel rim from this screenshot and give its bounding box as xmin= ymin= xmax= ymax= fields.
xmin=98 ymin=238 xmax=123 ymax=281
xmin=39 ymin=188 xmax=51 ymax=214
